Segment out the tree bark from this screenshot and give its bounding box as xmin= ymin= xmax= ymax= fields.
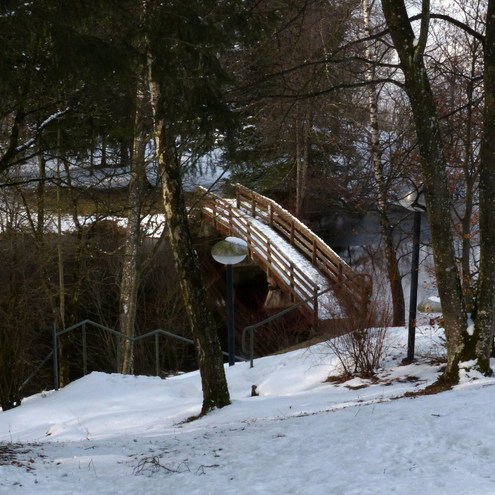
xmin=380 ymin=0 xmax=468 ymax=380
xmin=36 ymin=149 xmax=46 ymax=238
xmin=295 ymin=108 xmax=312 ymax=219
xmin=460 ymin=71 xmax=475 ymax=307
xmin=55 ymin=130 xmax=70 ymax=387
xmin=119 ymin=75 xmax=149 ymax=375
xmin=363 ymin=0 xmax=405 ymax=326
xmin=148 ymin=74 xmax=230 ymax=415
xmin=474 ymin=0 xmax=495 ymax=374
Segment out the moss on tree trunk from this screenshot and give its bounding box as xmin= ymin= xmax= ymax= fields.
xmin=381 ymin=0 xmax=470 ymax=380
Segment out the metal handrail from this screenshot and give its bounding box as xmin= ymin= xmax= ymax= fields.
xmin=52 ymin=319 xmax=247 ymax=390
xmin=18 ymin=350 xmax=54 ymax=395
xmin=241 ymin=286 xmax=333 ymax=368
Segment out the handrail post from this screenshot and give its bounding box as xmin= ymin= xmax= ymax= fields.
xmin=155 ymin=332 xmax=160 ymax=377
xmin=53 ymin=322 xmax=59 ymax=391
xmin=116 ymin=335 xmax=121 ymax=373
xmin=82 ymin=321 xmax=87 ymax=376
xmin=250 ymin=328 xmax=254 ymax=368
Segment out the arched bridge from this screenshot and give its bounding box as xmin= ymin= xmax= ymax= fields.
xmin=198 ymin=183 xmax=371 ymax=326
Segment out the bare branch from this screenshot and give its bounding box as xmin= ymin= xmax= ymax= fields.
xmin=414 ymin=0 xmax=431 ymax=60
xmin=260 ymin=78 xmax=405 ymax=101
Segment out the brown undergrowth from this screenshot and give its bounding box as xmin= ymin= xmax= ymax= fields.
xmin=403 ymin=374 xmax=454 ymax=398
xmin=0 ymin=443 xmax=39 ymax=471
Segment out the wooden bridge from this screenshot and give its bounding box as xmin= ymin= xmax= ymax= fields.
xmin=198 ymin=183 xmax=370 ymax=326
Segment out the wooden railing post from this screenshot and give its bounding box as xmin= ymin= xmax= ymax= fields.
xmin=212 ymin=201 xmax=218 ymax=230
xmin=289 ymin=262 xmax=295 ymax=303
xmin=312 ymin=238 xmax=317 ymax=265
xmin=313 ymin=286 xmax=319 ymax=324
xmin=228 ymin=203 xmax=233 ymax=235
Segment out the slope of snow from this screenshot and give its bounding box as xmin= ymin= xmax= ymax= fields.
xmin=1 ymin=326 xmax=495 ymax=494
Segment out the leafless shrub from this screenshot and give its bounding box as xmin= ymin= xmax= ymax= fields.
xmin=325 ymin=296 xmax=392 ymax=379
xmin=134 ymin=456 xmax=190 ymax=476
xmin=0 ymin=230 xmax=52 ymax=410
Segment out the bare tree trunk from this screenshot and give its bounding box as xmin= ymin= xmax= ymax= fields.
xmin=36 ymin=149 xmax=46 ymax=238
xmin=381 ymin=0 xmax=468 ymax=381
xmin=474 ymin=0 xmax=495 ymax=374
xmin=460 ymin=72 xmax=475 ymax=305
xmin=301 ymin=114 xmax=312 ymax=218
xmin=363 ymin=0 xmax=405 ymax=326
xmin=148 ymin=74 xmax=230 ymax=415
xmin=295 ymin=107 xmax=313 ymax=219
xmin=295 ymin=107 xmax=304 ymax=218
xmin=55 ymin=129 xmax=70 ymax=387
xmin=119 ymin=75 xmax=149 ymax=375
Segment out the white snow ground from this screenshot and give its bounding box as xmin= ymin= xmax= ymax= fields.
xmin=1 ymin=325 xmax=495 ymax=495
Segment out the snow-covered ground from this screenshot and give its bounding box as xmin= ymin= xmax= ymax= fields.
xmin=1 ymin=325 xmax=494 ymax=494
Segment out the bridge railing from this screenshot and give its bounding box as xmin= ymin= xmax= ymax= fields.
xmin=198 ymin=186 xmax=320 ymax=322
xmin=234 ymin=183 xmax=370 ymax=309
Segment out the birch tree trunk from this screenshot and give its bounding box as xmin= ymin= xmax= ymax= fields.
xmin=460 ymin=70 xmax=476 ymax=304
xmin=119 ymin=75 xmax=149 ymax=375
xmin=147 ymin=74 xmax=230 ymax=414
xmin=380 ymin=0 xmax=468 ymax=381
xmin=363 ymin=0 xmax=405 ymax=326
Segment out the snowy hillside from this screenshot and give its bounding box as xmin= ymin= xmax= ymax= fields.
xmin=1 ymin=326 xmax=495 ymax=494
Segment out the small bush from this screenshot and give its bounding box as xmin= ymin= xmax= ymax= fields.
xmin=325 ymin=297 xmax=391 ymax=379
xmin=326 ymin=326 xmax=388 ymax=379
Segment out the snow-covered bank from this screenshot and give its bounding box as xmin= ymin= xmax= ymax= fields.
xmin=1 ymin=326 xmax=494 ymax=494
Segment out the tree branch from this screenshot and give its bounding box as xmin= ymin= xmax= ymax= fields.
xmin=260 ymin=78 xmax=405 ymax=100
xmin=414 ymin=0 xmax=430 ymax=60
